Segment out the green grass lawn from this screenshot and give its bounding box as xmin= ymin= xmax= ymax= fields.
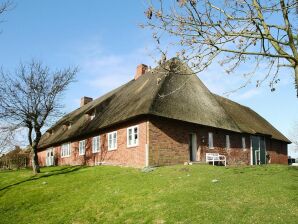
xmin=0 ymin=165 xmax=297 ymax=224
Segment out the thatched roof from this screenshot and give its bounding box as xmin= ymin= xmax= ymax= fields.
xmin=38 ymin=58 xmax=290 ymax=149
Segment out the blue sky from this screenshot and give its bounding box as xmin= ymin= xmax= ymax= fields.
xmin=0 ymin=0 xmax=297 ymax=156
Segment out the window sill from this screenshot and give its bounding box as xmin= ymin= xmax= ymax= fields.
xmin=79 ymin=153 xmax=85 ymax=156
xmin=108 ymin=148 xmax=117 ymax=151
xmin=127 ymin=144 xmax=139 ymax=148
xmin=92 ymin=151 xmax=100 ymax=154
xmin=61 ymin=155 xmax=70 ymax=158
xmin=208 ymin=147 xmax=214 ymax=149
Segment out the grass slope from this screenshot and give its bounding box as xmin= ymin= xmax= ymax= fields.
xmin=0 ymin=165 xmax=297 ymax=224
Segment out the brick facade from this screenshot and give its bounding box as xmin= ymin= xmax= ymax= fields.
xmin=38 ymin=119 xmax=148 ymax=168
xmin=149 ymin=117 xmax=251 ymax=166
xmin=266 ymin=139 xmax=288 ymax=164
xmin=38 ymin=116 xmax=288 ymax=168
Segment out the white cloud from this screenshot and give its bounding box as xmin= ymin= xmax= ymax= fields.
xmin=78 ymin=42 xmax=156 ymax=94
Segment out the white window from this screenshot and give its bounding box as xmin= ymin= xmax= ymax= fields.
xmin=127 ymin=125 xmax=139 ymax=147
xmin=61 ymin=143 xmax=71 ymax=158
xmin=108 ymin=131 xmax=117 ymax=150
xmin=79 ymin=140 xmax=86 ymax=155
xmin=92 ymin=136 xmax=100 ymax=153
xmin=208 ymin=132 xmax=214 ymax=149
xmin=90 ymin=113 xmax=95 ymax=120
xmin=242 ymin=137 xmax=246 ymax=149
xmin=226 ymin=135 xmax=230 ymax=149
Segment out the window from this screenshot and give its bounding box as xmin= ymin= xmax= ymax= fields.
xmin=90 ymin=113 xmax=95 ymax=120
xmin=208 ymin=132 xmax=214 ymax=149
xmin=61 ymin=143 xmax=71 ymax=158
xmin=108 ymin=131 xmax=117 ymax=150
xmin=226 ymin=135 xmax=230 ymax=149
xmin=92 ymin=136 xmax=100 ymax=153
xmin=79 ymin=140 xmax=86 ymax=155
xmin=242 ymin=137 xmax=246 ymax=149
xmin=127 ymin=125 xmax=139 ymax=147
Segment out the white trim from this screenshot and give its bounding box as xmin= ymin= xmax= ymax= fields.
xmin=108 ymin=131 xmax=117 ymax=151
xmin=127 ymin=125 xmax=139 ymax=148
xmin=208 ymin=132 xmax=214 ymax=149
xmin=61 ymin=142 xmax=71 ymax=158
xmin=92 ymin=136 xmax=100 ymax=153
xmin=79 ymin=140 xmax=86 ymax=156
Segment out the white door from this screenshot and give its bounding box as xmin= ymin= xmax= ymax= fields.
xmin=46 ymin=148 xmax=54 ymax=166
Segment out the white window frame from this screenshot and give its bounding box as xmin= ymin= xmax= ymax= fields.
xmin=242 ymin=137 xmax=246 ymax=149
xmin=61 ymin=143 xmax=71 ymax=158
xmin=92 ymin=136 xmax=100 ymax=153
xmin=127 ymin=125 xmax=139 ymax=148
xmin=79 ymin=140 xmax=86 ymax=156
xmin=108 ymin=131 xmax=117 ymax=151
xmin=90 ymin=113 xmax=95 ymax=120
xmin=208 ymin=132 xmax=214 ymax=149
xmin=226 ymin=135 xmax=230 ymax=149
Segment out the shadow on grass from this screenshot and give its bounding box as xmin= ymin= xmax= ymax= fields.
xmin=0 ymin=166 xmax=86 ymax=193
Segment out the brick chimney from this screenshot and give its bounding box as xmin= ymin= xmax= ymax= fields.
xmin=135 ymin=64 xmax=148 ymax=80
xmin=80 ymin=96 xmax=93 ymax=107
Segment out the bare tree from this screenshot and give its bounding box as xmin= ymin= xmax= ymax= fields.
xmin=289 ymin=122 xmax=298 ymax=150
xmin=0 ymin=125 xmax=17 ymax=154
xmin=0 ymin=61 xmax=77 ymax=173
xmin=144 ymin=0 xmax=298 ymax=96
xmin=0 ymin=1 xmax=11 ymax=15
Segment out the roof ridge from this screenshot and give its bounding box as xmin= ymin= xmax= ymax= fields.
xmin=147 ymin=70 xmax=169 ymax=113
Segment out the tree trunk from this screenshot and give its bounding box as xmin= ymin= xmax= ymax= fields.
xmin=31 ymin=146 xmax=40 ymax=174
xmin=31 ymin=126 xmax=42 ymax=174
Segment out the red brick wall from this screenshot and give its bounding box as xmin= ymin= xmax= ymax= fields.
xmin=38 ymin=120 xmax=148 ymax=168
xmin=266 ymin=139 xmax=288 ymax=164
xmin=38 ymin=116 xmax=288 ymax=167
xmin=149 ymin=117 xmax=252 ymax=166
xmin=37 ymin=150 xmax=47 ymax=167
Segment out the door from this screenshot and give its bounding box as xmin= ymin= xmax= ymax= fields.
xmin=251 ymin=136 xmax=266 ymax=165
xmin=46 ymin=148 xmax=54 ymax=166
xmin=189 ymin=133 xmax=197 ymax=161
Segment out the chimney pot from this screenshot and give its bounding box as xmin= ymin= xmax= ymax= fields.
xmin=80 ymin=96 xmax=93 ymax=107
xmin=135 ymin=64 xmax=148 ymax=80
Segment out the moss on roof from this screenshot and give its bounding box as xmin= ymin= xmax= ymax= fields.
xmin=39 ymin=58 xmax=290 ymax=149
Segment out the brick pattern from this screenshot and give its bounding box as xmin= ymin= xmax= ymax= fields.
xmin=148 ymin=117 xmax=287 ymax=166
xmin=38 ymin=120 xmax=147 ymax=168
xmin=38 ymin=116 xmax=288 ymax=168
xmin=266 ymin=139 xmax=288 ymax=164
